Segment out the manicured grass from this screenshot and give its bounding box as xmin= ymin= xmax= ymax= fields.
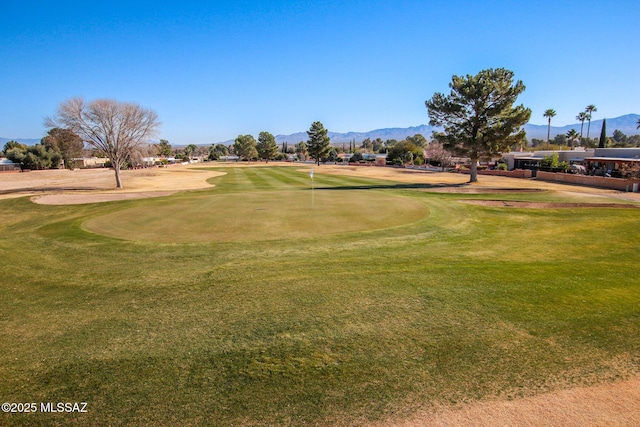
xmin=1 ymin=166 xmax=639 ymax=426
xmin=82 ymin=190 xmax=428 ymax=243
xmin=82 ymin=167 xmax=428 ymax=243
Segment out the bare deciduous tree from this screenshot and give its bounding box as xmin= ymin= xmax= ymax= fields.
xmin=425 ymin=140 xmax=453 ymax=171
xmin=46 ymin=97 xmax=160 ymax=188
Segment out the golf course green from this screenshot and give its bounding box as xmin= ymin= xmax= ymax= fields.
xmin=82 ymin=189 xmax=429 ymax=243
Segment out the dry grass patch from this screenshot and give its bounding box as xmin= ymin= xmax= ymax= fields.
xmin=310 ymin=165 xmax=640 ymax=201
xmin=1 ymin=164 xmax=225 ymax=203
xmin=459 ymin=200 xmax=640 ymax=209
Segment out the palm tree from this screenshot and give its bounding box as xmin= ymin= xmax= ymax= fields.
xmin=576 ymin=111 xmax=588 ymax=141
xmin=585 ymin=104 xmax=597 ymax=141
xmin=543 ymin=109 xmax=556 ymax=149
xmin=566 ymin=129 xmax=579 ymax=149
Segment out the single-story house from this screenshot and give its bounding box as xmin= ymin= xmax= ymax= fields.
xmin=71 ymin=157 xmax=109 ymax=169
xmin=0 ymin=158 xmax=21 ymax=172
xmin=501 ymin=148 xmax=594 ymax=171
xmin=584 ymin=148 xmax=640 ymax=177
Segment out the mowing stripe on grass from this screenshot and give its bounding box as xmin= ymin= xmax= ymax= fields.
xmin=256 ymin=167 xmax=317 ymax=190
xmin=241 ymin=167 xmax=280 ymax=190
xmin=263 ymin=167 xmax=314 ymax=188
xmin=82 ymin=189 xmax=429 ymax=243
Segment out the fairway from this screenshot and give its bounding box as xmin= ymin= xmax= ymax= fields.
xmin=1 ymin=165 xmax=639 ymax=426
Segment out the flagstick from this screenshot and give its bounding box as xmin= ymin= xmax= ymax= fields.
xmin=310 ymin=168 xmax=314 ymax=208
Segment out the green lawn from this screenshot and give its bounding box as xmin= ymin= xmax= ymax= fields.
xmin=1 ymin=166 xmax=639 ymax=426
xmin=82 ymin=189 xmax=428 ymax=243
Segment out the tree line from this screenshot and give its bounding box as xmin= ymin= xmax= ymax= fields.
xmin=205 ymin=127 xmax=453 ymax=169
xmin=20 ymin=69 xmax=640 ymax=187
xmin=2 ymin=128 xmax=83 ymax=170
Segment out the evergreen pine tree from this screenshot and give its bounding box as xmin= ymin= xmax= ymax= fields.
xmin=307 ymin=121 xmax=331 ymax=166
xmin=598 ymin=119 xmax=607 ymax=148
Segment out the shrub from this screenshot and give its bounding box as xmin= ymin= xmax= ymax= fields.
xmin=540 ymin=153 xmax=559 ymax=168
xmin=387 ymin=141 xmax=424 ymax=166
xmin=349 ymin=152 xmax=363 ymax=162
xmin=558 ymin=161 xmax=570 ymax=173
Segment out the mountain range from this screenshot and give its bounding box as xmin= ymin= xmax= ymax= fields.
xmin=3 ymin=114 xmax=638 ymax=147
xmin=522 ymin=114 xmax=640 ymax=141
xmin=232 ymin=114 xmax=640 ymax=145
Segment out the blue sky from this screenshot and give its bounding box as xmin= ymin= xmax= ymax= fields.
xmin=1 ymin=0 xmax=638 ymax=144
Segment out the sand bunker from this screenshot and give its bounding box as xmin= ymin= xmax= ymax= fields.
xmin=33 ymin=191 xmax=176 ymax=205
xmin=391 ymin=375 xmax=640 ymax=427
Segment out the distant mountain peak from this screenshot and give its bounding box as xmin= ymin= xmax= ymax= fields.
xmin=3 ymin=114 xmax=638 ymax=147
xmin=272 ymin=114 xmax=639 ymax=144
xmin=523 ymin=113 xmax=639 ymax=140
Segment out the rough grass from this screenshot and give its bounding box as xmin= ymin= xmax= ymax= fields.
xmin=0 ymin=166 xmax=639 ymax=426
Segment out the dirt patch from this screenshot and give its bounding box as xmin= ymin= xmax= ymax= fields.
xmin=384 ymin=375 xmax=640 ymax=427
xmin=426 ymin=187 xmax=544 ymax=194
xmin=460 ymin=200 xmax=640 ymax=209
